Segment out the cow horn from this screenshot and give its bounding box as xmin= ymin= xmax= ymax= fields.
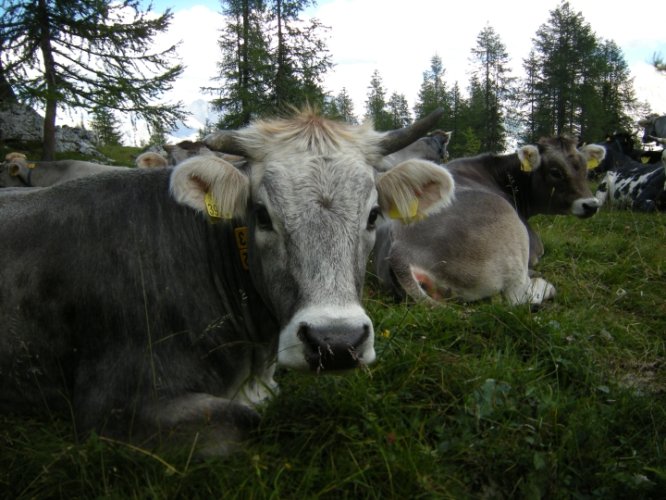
xmin=378 ymin=108 xmax=445 ymax=155
xmin=203 ymin=130 xmax=245 ymax=156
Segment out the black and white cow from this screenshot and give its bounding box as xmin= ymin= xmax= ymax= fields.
xmin=595 ymin=149 xmax=666 ymax=212
xmin=594 ymin=132 xmax=663 ymax=167
xmin=0 ymin=109 xmax=454 ymax=456
xmin=374 ymin=136 xmax=606 ymax=305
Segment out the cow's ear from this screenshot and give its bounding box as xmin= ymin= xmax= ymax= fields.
xmin=376 ymin=159 xmax=455 ymax=223
xmin=579 ymin=144 xmax=606 ymax=170
xmin=518 ymin=145 xmax=540 ymax=172
xmin=170 ymin=156 xmax=250 ymax=220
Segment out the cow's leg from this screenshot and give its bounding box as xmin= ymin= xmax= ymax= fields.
xmin=527 ymin=277 xmax=556 ymax=304
xmin=141 ymin=393 xmax=261 ymax=457
xmin=524 ymin=221 xmax=544 ymax=268
xmin=504 ymin=274 xmax=556 ymax=305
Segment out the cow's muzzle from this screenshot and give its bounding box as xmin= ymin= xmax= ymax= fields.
xmin=298 ymin=322 xmax=371 ymax=371
xmin=572 ymin=197 xmax=600 ymax=218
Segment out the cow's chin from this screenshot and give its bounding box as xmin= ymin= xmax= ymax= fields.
xmin=276 ymin=304 xmax=376 ymax=372
xmin=571 ymin=197 xmax=600 ymax=218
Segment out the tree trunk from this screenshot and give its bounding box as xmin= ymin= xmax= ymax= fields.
xmin=37 ymin=0 xmax=58 ymax=160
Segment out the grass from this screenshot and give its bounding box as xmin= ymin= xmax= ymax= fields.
xmin=1 ymin=209 xmax=664 ymax=499
xmin=1 ymin=142 xmax=143 ymax=167
xmin=1 ymin=141 xmax=664 ymax=497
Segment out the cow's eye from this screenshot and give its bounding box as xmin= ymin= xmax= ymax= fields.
xmin=367 ymin=206 xmax=381 ymax=230
xmin=255 ymin=205 xmax=273 ymax=230
xmin=549 ymin=168 xmax=564 ymax=180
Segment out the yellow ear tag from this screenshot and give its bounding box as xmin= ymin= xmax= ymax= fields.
xmin=204 ymin=191 xmax=225 ymax=221
xmin=586 ymin=158 xmax=600 ymax=170
xmin=388 ymin=198 xmax=419 ymax=221
xmin=520 ymin=158 xmax=533 ymax=172
xmin=27 ymin=162 xmax=37 ymax=169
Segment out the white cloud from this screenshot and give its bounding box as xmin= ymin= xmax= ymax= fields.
xmin=160 ymin=5 xmax=224 ymax=101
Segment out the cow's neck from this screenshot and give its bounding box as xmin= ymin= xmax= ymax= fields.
xmin=205 ymin=220 xmax=279 ymax=350
xmin=492 ymin=161 xmax=533 ymax=219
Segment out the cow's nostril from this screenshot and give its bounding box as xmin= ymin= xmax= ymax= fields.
xmin=297 ymin=322 xmax=370 ymax=371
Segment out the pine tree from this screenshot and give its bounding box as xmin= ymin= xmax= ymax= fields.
xmin=364 ymin=70 xmax=392 ymax=131
xmin=269 ymin=0 xmax=332 ymax=110
xmin=90 ymin=106 xmax=123 ymax=147
xmin=209 ymin=0 xmax=272 ymax=128
xmin=530 ymin=1 xmax=598 ymax=137
xmin=592 ymin=40 xmax=638 ymax=136
xmin=447 ymin=82 xmax=467 ymax=159
xmin=519 ymin=50 xmax=541 ymax=142
xmin=469 ymin=24 xmax=515 ymax=153
xmin=413 ymin=55 xmax=451 ymax=130
xmin=210 ymin=0 xmax=331 ymax=126
xmin=326 ymin=87 xmax=357 ymax=124
xmin=387 ymin=92 xmax=412 ymax=129
xmin=523 ymin=1 xmax=639 ymax=142
xmin=147 ymin=121 xmax=168 ymax=148
xmin=0 ymin=0 xmax=184 ymax=160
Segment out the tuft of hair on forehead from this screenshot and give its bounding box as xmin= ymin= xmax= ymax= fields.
xmin=235 ymin=107 xmax=384 ymax=162
xmin=538 ymin=134 xmax=579 ymax=153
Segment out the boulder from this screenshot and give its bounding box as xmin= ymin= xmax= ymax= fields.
xmin=0 ymin=102 xmax=107 ymax=160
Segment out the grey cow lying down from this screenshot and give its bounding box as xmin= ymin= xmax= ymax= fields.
xmin=0 ymin=153 xmax=122 ymax=187
xmin=0 ymin=109 xmax=454 ymax=457
xmin=374 ymin=136 xmax=606 ymax=306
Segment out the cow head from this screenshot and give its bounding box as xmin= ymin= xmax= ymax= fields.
xmin=171 ymin=109 xmax=455 ymax=372
xmin=0 ymin=154 xmax=31 ymax=187
xmin=135 ymin=151 xmax=168 ymax=168
xmin=520 ymin=136 xmax=605 ymax=218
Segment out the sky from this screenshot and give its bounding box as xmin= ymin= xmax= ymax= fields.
xmin=138 ymin=0 xmax=666 ymax=142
